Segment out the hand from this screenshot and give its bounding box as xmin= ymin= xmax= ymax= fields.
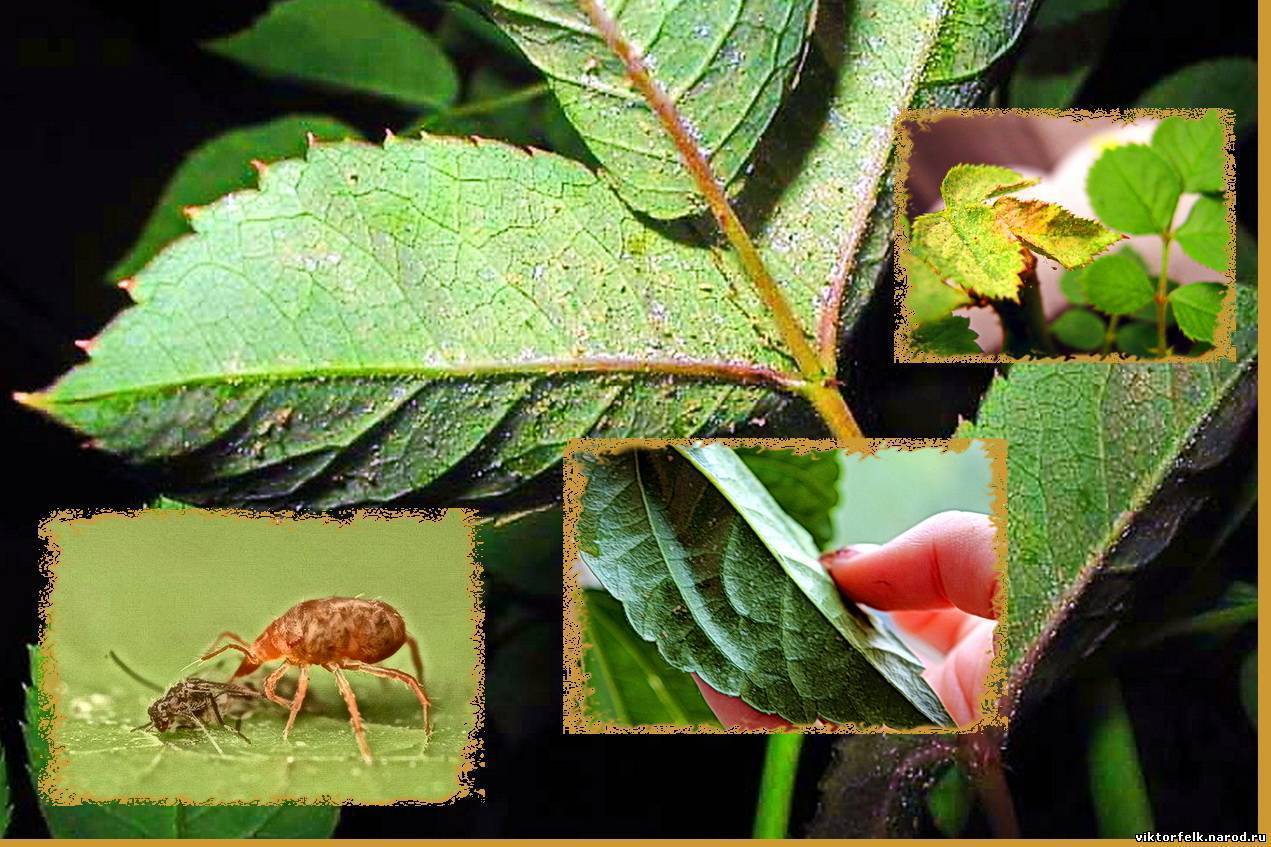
xmin=694 ymin=510 xmax=999 ymax=728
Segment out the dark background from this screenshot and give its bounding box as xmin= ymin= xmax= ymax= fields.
xmin=1 ymin=0 xmax=1257 ymax=837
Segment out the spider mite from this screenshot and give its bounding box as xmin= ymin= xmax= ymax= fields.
xmin=109 ymin=651 xmax=265 ymax=755
xmin=198 ymin=597 xmax=430 ymax=764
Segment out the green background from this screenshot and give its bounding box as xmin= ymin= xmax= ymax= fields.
xmin=41 ymin=509 xmax=479 ymax=804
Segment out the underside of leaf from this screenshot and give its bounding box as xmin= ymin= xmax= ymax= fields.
xmin=28 ymin=136 xmax=792 ymax=507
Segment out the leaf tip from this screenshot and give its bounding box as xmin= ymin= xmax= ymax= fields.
xmin=249 ymin=158 xmax=269 ymax=178
xmin=116 ymin=277 xmax=135 ymax=294
xmin=13 ymin=390 xmax=49 ymax=411
xmin=383 ymin=128 xmax=397 ymax=145
xmin=305 ymin=131 xmax=318 ymax=148
xmin=73 ymin=338 xmax=96 ymax=354
xmin=181 ymin=204 xmax=203 ymax=222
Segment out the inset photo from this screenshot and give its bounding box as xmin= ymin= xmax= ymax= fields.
xmin=33 ymin=509 xmax=481 ymax=805
xmin=563 ymin=439 xmax=1006 ymax=734
xmin=895 ymin=109 xmax=1237 ymax=362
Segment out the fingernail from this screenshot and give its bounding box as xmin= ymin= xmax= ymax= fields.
xmin=820 ymin=544 xmax=876 ymax=567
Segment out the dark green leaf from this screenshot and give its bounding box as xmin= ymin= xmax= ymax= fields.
xmin=575 ymin=445 xmax=949 ymax=727
xmin=1086 ymin=677 xmax=1154 ymax=837
xmin=736 ymin=446 xmax=841 ymax=550
xmin=1241 ymin=650 xmax=1257 ymax=728
xmin=488 ymin=0 xmax=818 ymax=219
xmin=206 ymin=0 xmax=459 ymax=108
xmin=1051 ymin=308 xmax=1106 ymax=351
xmin=26 ymin=647 xmax=337 ymax=837
xmin=912 ymin=316 xmax=981 ymax=355
xmin=27 ymin=136 xmax=786 ymax=507
xmin=1115 ymin=320 xmax=1157 ymax=357
xmin=926 ymin=762 xmax=972 ymax=837
xmin=476 ymin=506 xmax=562 ymax=596
xmin=1175 ymin=196 xmax=1231 ymax=272
xmin=109 ymin=115 xmax=360 ymax=282
xmin=582 ymin=589 xmax=719 ymax=727
xmin=1007 ymin=0 xmax=1122 ymax=108
xmin=1136 ymin=58 xmax=1257 ymax=137
xmin=1084 ymin=251 xmax=1156 ymax=316
xmin=1168 ymin=282 xmax=1227 ymax=343
xmin=1151 ymin=111 xmax=1226 ymax=194
xmin=960 ymin=285 xmax=1257 ymax=683
xmin=1086 ymin=144 xmax=1182 ymax=235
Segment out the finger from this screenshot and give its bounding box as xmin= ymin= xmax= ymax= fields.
xmin=692 ymin=675 xmax=792 ymax=730
xmin=823 ymin=511 xmax=999 ymax=619
xmin=891 ymin=608 xmax=983 ymax=655
xmin=923 ymin=618 xmax=996 ymax=726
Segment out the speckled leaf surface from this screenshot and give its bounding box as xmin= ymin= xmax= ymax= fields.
xmin=923 ymin=0 xmax=1036 ymax=84
xmin=912 ymin=205 xmax=1026 ymax=301
xmin=488 ymin=0 xmax=817 ymax=219
xmin=576 ymin=445 xmax=949 ymax=727
xmin=28 ymin=136 xmax=782 ymax=508
xmin=960 ymin=285 xmax=1257 ymax=683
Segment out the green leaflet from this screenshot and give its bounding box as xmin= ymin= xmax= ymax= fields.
xmin=738 ymin=0 xmax=948 ymax=338
xmin=912 ymin=205 xmax=1025 ymax=301
xmin=25 ymin=648 xmax=338 ymax=837
xmin=207 ymin=0 xmax=459 ymax=108
xmin=1050 ymin=308 xmax=1106 ymax=351
xmin=1083 ymin=251 xmax=1156 ymax=316
xmin=583 ymin=589 xmax=720 ymax=727
xmin=1175 ymin=196 xmax=1231 ymax=273
xmin=922 ymin=0 xmax=1036 ymax=84
xmin=911 ymin=316 xmax=980 ymax=355
xmin=1086 ymin=144 xmax=1182 ymax=235
xmin=28 ymin=136 xmax=783 ymax=508
xmin=903 ymin=250 xmax=972 ymax=325
xmin=940 ymin=164 xmax=1038 ymax=206
xmin=736 ymin=446 xmax=841 ymax=550
xmin=1136 ymin=59 xmax=1257 ymax=138
xmin=109 ymin=115 xmax=360 ymax=283
xmin=1115 ymin=320 xmax=1157 ymax=357
xmin=1168 ymin=282 xmax=1227 ymax=344
xmin=1152 ymin=112 xmax=1226 ymax=195
xmin=960 ymin=285 xmax=1258 ymax=676
xmin=576 ymin=445 xmax=950 ymax=727
xmin=488 ymin=0 xmax=817 ymax=220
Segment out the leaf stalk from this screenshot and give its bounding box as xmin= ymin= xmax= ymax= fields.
xmin=753 ymin=733 xmax=804 ymax=838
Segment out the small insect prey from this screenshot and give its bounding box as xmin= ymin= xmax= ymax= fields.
xmin=198 ymin=597 xmax=431 ymax=764
xmin=110 ymin=651 xmax=264 ymax=752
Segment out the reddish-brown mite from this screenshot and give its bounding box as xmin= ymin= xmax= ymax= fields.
xmin=199 ymin=597 xmax=430 ymax=763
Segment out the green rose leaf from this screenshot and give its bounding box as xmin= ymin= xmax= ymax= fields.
xmin=24 ymin=136 xmax=788 ymax=508
xmin=1136 ymin=58 xmax=1257 ymax=138
xmin=1115 ymin=320 xmax=1157 ymax=357
xmin=922 ymin=0 xmax=1035 ymax=84
xmin=1175 ymin=195 xmax=1232 ymax=272
xmin=487 ymin=0 xmax=817 ymax=220
xmin=1084 ymin=251 xmax=1156 ymax=316
xmin=940 ymin=164 xmax=1038 ymax=206
xmin=207 ymin=0 xmax=459 ymax=108
xmin=1168 ymin=282 xmax=1227 ymax=343
xmin=911 ymin=315 xmax=982 ymax=356
xmin=1151 ymin=111 xmax=1227 ymax=194
xmin=736 ymin=446 xmax=841 ymax=551
xmin=575 ymin=445 xmax=951 ymax=727
xmin=582 ymin=589 xmax=720 ymax=728
xmin=1086 ymin=144 xmax=1182 ymax=235
xmin=993 ymin=196 xmax=1123 ymax=267
xmin=1051 ymin=308 xmax=1106 ymax=351
xmin=902 ymin=250 xmax=972 ymax=325
xmin=1060 ymin=265 xmax=1090 ymax=304
xmin=109 ymin=115 xmax=360 ymax=283
xmin=912 ymin=206 xmax=1026 ymax=300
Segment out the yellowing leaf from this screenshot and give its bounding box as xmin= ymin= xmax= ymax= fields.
xmin=940 ymin=163 xmax=1038 ymax=206
xmin=993 ymin=196 xmax=1123 ymax=267
xmin=912 ymin=206 xmax=1026 ymax=300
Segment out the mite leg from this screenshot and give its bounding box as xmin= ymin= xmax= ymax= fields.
xmin=404 ymin=633 xmax=425 ymax=684
xmin=343 ymin=661 xmax=431 ymax=735
xmin=207 ymin=694 xmax=251 ymax=744
xmin=263 ymin=662 xmax=294 ymax=710
xmin=283 ymin=665 xmax=311 ymax=739
xmin=329 ymin=665 xmax=372 ymax=765
xmin=199 ymin=642 xmax=255 ymax=665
